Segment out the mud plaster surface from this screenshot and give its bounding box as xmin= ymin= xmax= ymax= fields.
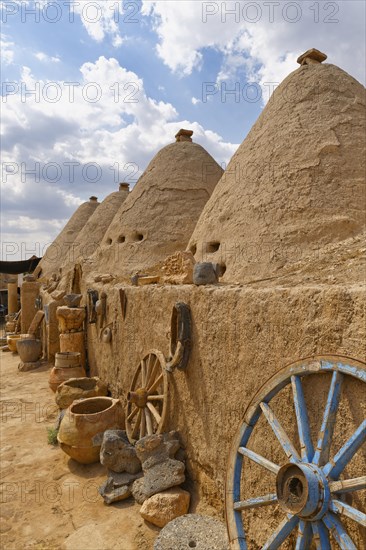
xmin=86 ymin=282 xmax=365 ymax=547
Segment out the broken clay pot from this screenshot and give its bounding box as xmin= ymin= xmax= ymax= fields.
xmin=57 ymin=397 xmax=124 ymax=464
xmin=55 ymin=377 xmax=108 ymax=409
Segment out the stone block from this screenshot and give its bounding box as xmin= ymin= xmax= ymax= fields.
xmin=140 ymin=488 xmax=190 ymax=527
xmin=100 ymin=430 xmax=141 ymax=474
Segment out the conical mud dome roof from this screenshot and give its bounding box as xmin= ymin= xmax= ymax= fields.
xmin=59 ymin=184 xmax=130 ymax=276
xmin=189 ymin=52 xmax=366 ymax=284
xmin=36 ymin=197 xmax=99 ymax=278
xmin=88 ymin=131 xmax=223 ymax=278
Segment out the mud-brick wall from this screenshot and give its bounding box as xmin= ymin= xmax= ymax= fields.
xmin=86 ymin=284 xmax=365 ymax=532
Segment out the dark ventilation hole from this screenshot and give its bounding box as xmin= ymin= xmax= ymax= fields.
xmin=217 ymin=263 xmax=226 ymax=277
xmin=188 ymin=542 xmax=197 ymax=549
xmin=190 ymin=244 xmax=197 ymax=255
xmin=106 ymin=238 xmax=112 ymax=245
xmin=118 ymin=235 xmax=125 ymax=243
xmin=206 ymin=241 xmax=220 ymax=253
xmin=131 ymin=232 xmax=144 ymax=242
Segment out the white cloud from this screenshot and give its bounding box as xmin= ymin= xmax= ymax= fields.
xmin=141 ymin=1 xmax=366 ymax=90
xmin=34 ymin=52 xmax=61 ymax=63
xmin=191 ymin=97 xmax=200 ymax=105
xmin=1 ymin=33 xmax=15 ymax=65
xmin=72 ymin=0 xmax=124 ymax=46
xmin=1 ymin=56 xmax=237 ymax=259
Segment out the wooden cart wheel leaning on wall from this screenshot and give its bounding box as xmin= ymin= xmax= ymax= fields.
xmin=125 ymin=302 xmax=191 ymax=443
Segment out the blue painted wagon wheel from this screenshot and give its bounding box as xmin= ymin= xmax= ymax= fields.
xmin=225 ymin=356 xmax=366 ymax=549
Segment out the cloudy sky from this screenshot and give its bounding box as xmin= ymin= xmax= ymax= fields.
xmin=1 ymin=0 xmax=365 ymax=260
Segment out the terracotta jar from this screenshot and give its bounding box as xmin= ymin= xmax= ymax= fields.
xmin=7 ymin=334 xmax=22 ymax=353
xmin=49 ymin=352 xmax=86 ymax=393
xmin=55 ymin=377 xmax=108 ymax=409
xmin=57 ymin=397 xmax=124 ymax=464
xmin=16 ymin=338 xmax=42 ymax=363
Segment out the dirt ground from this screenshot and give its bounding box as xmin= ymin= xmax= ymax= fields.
xmin=0 ymin=352 xmax=161 ymax=550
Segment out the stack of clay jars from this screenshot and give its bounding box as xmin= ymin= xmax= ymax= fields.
xmin=56 ymin=294 xmax=86 ymax=368
xmin=49 ymin=351 xmax=86 ymax=392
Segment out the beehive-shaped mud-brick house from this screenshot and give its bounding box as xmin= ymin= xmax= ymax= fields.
xmin=36 ymin=53 xmax=365 ymax=548
xmin=85 ymin=130 xmax=224 ymax=281
xmin=189 ymin=59 xmax=366 ymax=285
xmin=35 ymin=196 xmax=100 ymax=280
xmin=57 ymin=184 xmax=130 ymax=291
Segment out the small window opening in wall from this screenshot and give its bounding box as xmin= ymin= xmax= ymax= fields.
xmin=190 ymin=243 xmax=197 ymax=255
xmin=118 ymin=235 xmax=125 ymax=243
xmin=131 ymin=232 xmax=144 ymax=242
xmin=206 ymin=241 xmax=220 ymax=253
xmin=106 ymin=238 xmax=112 ymax=245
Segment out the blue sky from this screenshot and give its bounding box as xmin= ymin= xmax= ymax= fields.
xmin=1 ymin=1 xmax=365 ymax=259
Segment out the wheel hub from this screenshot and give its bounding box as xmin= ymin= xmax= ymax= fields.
xmin=127 ymin=388 xmax=148 ymax=408
xmin=276 ymin=463 xmax=330 ymax=520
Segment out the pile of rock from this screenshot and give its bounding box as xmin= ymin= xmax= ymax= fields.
xmin=99 ymin=430 xmax=142 ymax=504
xmin=99 ymin=430 xmax=190 ymax=527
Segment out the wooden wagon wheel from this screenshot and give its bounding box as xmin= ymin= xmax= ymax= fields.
xmin=125 ymin=350 xmax=169 ymax=444
xmin=225 ymin=356 xmax=366 ymax=549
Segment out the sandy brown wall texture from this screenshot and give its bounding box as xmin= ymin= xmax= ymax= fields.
xmin=86 ymin=283 xmax=365 ymax=537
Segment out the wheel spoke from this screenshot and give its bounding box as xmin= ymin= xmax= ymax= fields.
xmin=147 ymin=394 xmax=164 ymax=401
xmin=323 ymin=419 xmax=366 ymax=478
xmin=131 ymin=409 xmax=142 ymax=440
xmin=237 ymin=447 xmax=280 ymax=475
xmin=260 ymin=402 xmax=300 ymax=462
xmin=139 ymin=407 xmax=146 ymax=439
xmin=146 ymin=402 xmax=161 ymax=424
xmin=322 ymin=512 xmax=357 ymax=550
xmin=148 ymin=372 xmax=163 ymax=394
xmin=295 ymin=520 xmax=312 ymax=550
xmin=262 ymin=514 xmax=299 ymax=549
xmin=329 ymin=476 xmax=366 ymax=494
xmin=141 ymin=359 xmax=146 ymax=386
xmin=313 ymin=371 xmax=343 ymax=466
xmin=145 ymin=408 xmax=153 ymax=436
xmin=146 ymin=353 xmax=153 ymax=379
xmin=127 ymin=406 xmax=139 ymax=422
xmin=233 ymin=493 xmax=277 ymax=511
xmin=146 ymin=357 xmax=159 ymax=389
xmin=291 ymin=376 xmax=314 ymax=462
xmin=330 ymin=499 xmax=366 ymax=527
xmin=311 ymin=521 xmax=331 ymax=550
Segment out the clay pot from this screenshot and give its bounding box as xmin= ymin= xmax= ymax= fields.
xmin=16 ymin=338 xmax=42 ymax=363
xmin=55 ymin=352 xmax=81 ymax=368
xmin=7 ymin=334 xmax=21 ymax=353
xmin=57 ymin=397 xmax=124 ymax=464
xmin=55 ymin=377 xmax=108 ymax=409
xmin=49 ymin=352 xmax=86 ymax=393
